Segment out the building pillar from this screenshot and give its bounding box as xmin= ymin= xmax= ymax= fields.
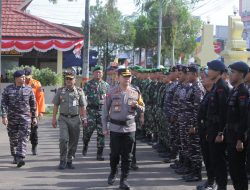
xmin=57 ymin=50 xmax=63 ymax=74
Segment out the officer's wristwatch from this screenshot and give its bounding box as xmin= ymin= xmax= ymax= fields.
xmin=218 ymin=132 xmax=223 ymax=136
xmin=81 ymin=118 xmax=87 ymax=123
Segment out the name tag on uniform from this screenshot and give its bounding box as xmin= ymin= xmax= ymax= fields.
xmin=114 ymin=106 xmax=121 ymax=112
xmin=128 ymin=98 xmax=133 ymax=106
xmin=73 ymin=100 xmax=77 ymax=106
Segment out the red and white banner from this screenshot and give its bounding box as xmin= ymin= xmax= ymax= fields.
xmin=1 ymin=38 xmax=84 ymax=53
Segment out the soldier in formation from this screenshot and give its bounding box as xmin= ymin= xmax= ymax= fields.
xmin=128 ymin=59 xmax=250 ymax=190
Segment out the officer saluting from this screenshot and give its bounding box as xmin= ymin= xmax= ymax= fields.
xmin=102 ymin=68 xmax=145 ymax=190
xmin=52 ymin=71 xmax=87 ymax=170
xmin=226 ymin=61 xmax=249 ymax=190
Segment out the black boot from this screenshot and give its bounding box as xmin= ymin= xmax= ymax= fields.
xmin=82 ymin=145 xmax=88 ymax=156
xmin=32 ymin=144 xmax=37 ymax=155
xmin=12 ymin=155 xmax=17 ymax=164
xmin=108 ymin=169 xmax=118 ymax=185
xmin=66 ymin=161 xmax=75 ymax=169
xmin=185 ymin=170 xmax=202 ymax=182
xmin=119 ymin=177 xmax=130 ymax=190
xmin=96 ymin=147 xmax=104 ymax=161
xmin=16 ymin=156 xmax=25 ymax=168
xmin=130 ymin=162 xmax=139 ymax=171
xmin=58 ymin=160 xmax=66 ymax=170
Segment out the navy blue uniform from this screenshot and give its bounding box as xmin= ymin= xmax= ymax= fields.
xmin=1 ymin=84 xmax=36 ymax=159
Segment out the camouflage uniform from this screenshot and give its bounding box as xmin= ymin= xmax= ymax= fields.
xmin=164 ymin=81 xmax=179 ymax=157
xmin=157 ymin=82 xmax=170 ymax=149
xmin=83 ymin=79 xmax=109 ymax=157
xmin=169 ymin=81 xmax=182 ymax=158
xmin=176 ymin=83 xmax=191 ymax=166
xmin=141 ymin=78 xmax=152 ymax=139
xmin=186 ymin=80 xmax=204 ymax=177
xmin=1 ymin=84 xmax=36 ymax=160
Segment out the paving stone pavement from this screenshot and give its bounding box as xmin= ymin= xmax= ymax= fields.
xmin=0 ymin=116 xmax=237 ymax=190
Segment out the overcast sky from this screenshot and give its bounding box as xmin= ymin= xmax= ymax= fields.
xmin=27 ymin=0 xmax=239 ymax=27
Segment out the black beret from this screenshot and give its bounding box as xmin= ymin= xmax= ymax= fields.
xmin=171 ymin=66 xmax=177 ymax=72
xmin=181 ymin=66 xmax=188 ymax=73
xmin=187 ymin=64 xmax=200 ymax=73
xmin=13 ymin=70 xmax=25 ymax=78
xmin=24 ymin=67 xmax=32 ymax=76
xmin=229 ymin=61 xmax=249 ymax=74
xmin=207 ymin=60 xmax=225 ymax=72
xmin=176 ymin=64 xmax=182 ymax=71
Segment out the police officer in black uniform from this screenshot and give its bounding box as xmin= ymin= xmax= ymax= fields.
xmin=226 ymin=61 xmax=249 ymax=190
xmin=197 ymin=73 xmax=217 ymax=190
xmin=206 ymin=60 xmax=230 ymax=190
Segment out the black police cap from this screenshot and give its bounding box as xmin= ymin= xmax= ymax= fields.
xmin=229 ymin=61 xmax=249 ymax=74
xmin=207 ymin=60 xmax=225 ymax=72
xmin=13 ymin=70 xmax=25 ymax=78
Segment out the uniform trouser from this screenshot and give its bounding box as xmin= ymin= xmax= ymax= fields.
xmin=227 ymin=143 xmax=248 ymax=190
xmin=30 ymin=123 xmax=38 ymax=145
xmin=208 ymin=141 xmax=227 ymax=187
xmin=169 ymin=121 xmax=179 ymax=157
xmin=132 ymin=137 xmax=137 ymax=164
xmin=7 ymin=123 xmax=30 ymax=158
xmin=188 ymin=133 xmax=202 ymax=171
xmin=144 ymin=106 xmax=152 ymax=136
xmin=82 ymin=109 xmax=104 ymax=148
xmin=58 ymin=115 xmax=80 ymax=162
xmin=246 ymin=137 xmax=250 ymax=173
xmin=179 ymin=115 xmax=189 ymax=162
xmin=110 ymin=131 xmax=135 ymax=178
xmin=200 ymin=135 xmax=215 ymax=184
xmin=161 ymin=114 xmax=170 ymax=149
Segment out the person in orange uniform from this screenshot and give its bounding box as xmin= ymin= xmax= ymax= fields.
xmin=24 ymin=67 xmax=45 ymax=155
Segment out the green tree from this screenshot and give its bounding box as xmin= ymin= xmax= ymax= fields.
xmin=7 ymin=66 xmax=62 ymax=86
xmin=89 ymin=1 xmax=136 ymax=70
xmin=135 ymin=0 xmax=202 ymax=65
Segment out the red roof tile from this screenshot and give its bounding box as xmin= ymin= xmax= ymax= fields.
xmin=2 ymin=0 xmax=83 ymax=39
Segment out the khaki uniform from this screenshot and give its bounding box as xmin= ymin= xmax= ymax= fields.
xmin=53 ymin=86 xmax=87 ymax=162
xmin=102 ymin=85 xmax=145 ymax=181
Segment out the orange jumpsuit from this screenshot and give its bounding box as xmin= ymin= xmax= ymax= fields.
xmin=26 ymin=78 xmax=45 ymax=146
xmin=26 ymin=79 xmax=45 ymax=116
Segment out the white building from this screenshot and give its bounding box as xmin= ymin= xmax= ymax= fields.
xmin=240 ymin=0 xmax=250 ymax=49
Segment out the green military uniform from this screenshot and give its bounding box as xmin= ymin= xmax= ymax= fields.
xmin=82 ymin=65 xmax=110 ymax=160
xmin=53 ymin=85 xmax=87 ymax=168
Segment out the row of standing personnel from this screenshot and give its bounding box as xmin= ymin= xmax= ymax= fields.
xmin=130 ymin=60 xmax=250 ymax=190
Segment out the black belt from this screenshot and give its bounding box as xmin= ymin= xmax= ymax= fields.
xmin=60 ymin=114 xmax=79 ymax=118
xmin=87 ymin=105 xmax=103 ymax=110
xmin=110 ymin=118 xmax=135 ymax=126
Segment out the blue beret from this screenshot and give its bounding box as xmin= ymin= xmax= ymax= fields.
xmin=207 ymin=60 xmax=225 ymax=72
xmin=229 ymin=61 xmax=249 ymax=74
xmin=13 ymin=70 xmax=25 ymax=78
xmin=24 ymin=67 xmax=32 ymax=76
